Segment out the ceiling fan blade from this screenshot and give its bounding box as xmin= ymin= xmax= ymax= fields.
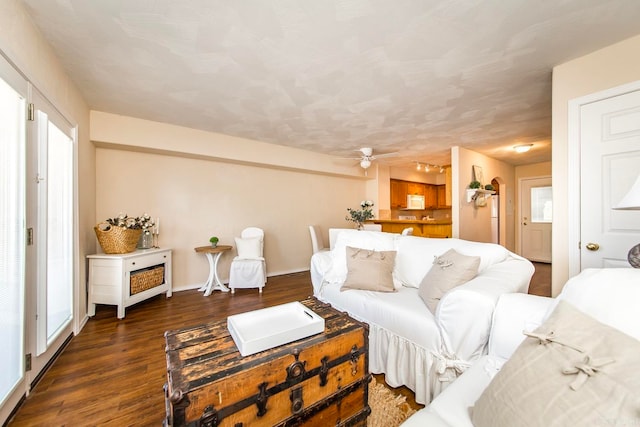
xmin=371 ymin=151 xmax=399 ymax=160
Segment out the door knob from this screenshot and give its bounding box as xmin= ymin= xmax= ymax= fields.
xmin=585 ymin=243 xmax=600 ymax=251
xmin=523 ymin=222 xmax=527 ymax=226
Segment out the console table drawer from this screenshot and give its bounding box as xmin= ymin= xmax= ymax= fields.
xmin=126 ymin=251 xmax=170 ymax=271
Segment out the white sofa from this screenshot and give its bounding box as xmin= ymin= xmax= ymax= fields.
xmin=402 ymin=268 xmax=640 ymax=426
xmin=310 ymin=229 xmax=534 ymax=405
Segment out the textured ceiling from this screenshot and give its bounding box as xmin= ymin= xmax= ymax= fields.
xmin=20 ymin=0 xmax=640 ymax=168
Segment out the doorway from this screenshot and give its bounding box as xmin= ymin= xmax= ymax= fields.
xmin=0 ymin=56 xmax=77 ymax=425
xmin=520 ymin=177 xmax=552 ymax=262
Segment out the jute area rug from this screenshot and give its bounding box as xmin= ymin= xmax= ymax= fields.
xmin=367 ymin=377 xmax=417 ymax=427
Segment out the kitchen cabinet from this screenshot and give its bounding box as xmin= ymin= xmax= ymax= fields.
xmin=407 ymin=182 xmax=425 ymax=196
xmin=373 ymin=220 xmax=452 ymax=238
xmin=437 ymin=185 xmax=447 ymax=208
xmin=390 ymin=179 xmax=408 ymax=208
xmin=424 ymin=184 xmax=438 ymax=208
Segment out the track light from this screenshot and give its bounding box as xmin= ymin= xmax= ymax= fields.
xmin=413 ymin=162 xmax=446 ymax=173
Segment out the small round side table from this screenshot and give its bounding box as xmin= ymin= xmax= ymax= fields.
xmin=194 ymin=245 xmax=232 ymax=296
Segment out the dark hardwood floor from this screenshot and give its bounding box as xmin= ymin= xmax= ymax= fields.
xmin=9 ymin=273 xmax=315 ymax=426
xmin=8 ymin=263 xmax=551 ymax=426
xmin=529 ymin=262 xmax=551 ymax=297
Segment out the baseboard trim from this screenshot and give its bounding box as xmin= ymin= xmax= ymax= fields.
xmin=172 ymin=269 xmax=310 ymax=293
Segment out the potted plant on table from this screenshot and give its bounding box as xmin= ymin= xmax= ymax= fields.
xmin=345 ymin=200 xmax=375 ymax=230
xmin=209 ymin=236 xmax=219 ymax=248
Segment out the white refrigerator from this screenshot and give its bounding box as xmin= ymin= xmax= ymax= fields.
xmin=490 ymin=195 xmax=499 ymax=244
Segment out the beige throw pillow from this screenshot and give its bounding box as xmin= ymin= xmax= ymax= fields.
xmin=418 ymin=249 xmax=480 ymax=313
xmin=341 ymin=246 xmax=397 ymax=292
xmin=471 ymin=301 xmax=640 ymax=427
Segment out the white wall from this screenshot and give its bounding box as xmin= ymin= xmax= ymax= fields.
xmin=452 ymin=146 xmax=516 ymax=251
xmin=91 ymin=112 xmax=372 ymax=290
xmin=552 ymin=34 xmax=640 ymax=295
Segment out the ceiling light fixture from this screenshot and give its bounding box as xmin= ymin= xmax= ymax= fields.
xmin=513 ymin=144 xmax=533 ymax=153
xmin=360 ymin=158 xmax=372 ymax=170
xmin=413 ymin=162 xmax=446 ymax=173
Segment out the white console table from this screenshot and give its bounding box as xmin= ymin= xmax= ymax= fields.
xmin=87 ymin=248 xmax=172 ymax=319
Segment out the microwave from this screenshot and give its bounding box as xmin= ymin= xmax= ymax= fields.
xmin=406 ymin=194 xmax=425 ymax=210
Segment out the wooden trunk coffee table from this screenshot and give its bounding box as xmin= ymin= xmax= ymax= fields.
xmin=163 ymin=297 xmax=370 ymax=426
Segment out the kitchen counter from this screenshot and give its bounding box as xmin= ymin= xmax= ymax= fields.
xmin=372 ymin=219 xmax=452 ymax=225
xmin=370 ymin=219 xmax=452 ymax=238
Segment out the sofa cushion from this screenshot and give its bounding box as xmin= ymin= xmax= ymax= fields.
xmin=324 ymin=230 xmax=397 ymax=285
xmin=471 ymin=300 xmax=640 ymax=427
xmin=341 ymin=246 xmax=397 ymax=292
xmin=418 ymin=249 xmax=480 ymax=313
xmin=394 ymin=237 xmax=510 ymax=288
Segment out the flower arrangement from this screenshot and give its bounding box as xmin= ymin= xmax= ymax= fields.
xmin=105 ymin=213 xmax=155 ymax=232
xmin=345 ymin=200 xmax=375 ymax=229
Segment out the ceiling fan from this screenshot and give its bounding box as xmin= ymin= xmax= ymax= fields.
xmin=349 ymin=147 xmax=398 ymax=171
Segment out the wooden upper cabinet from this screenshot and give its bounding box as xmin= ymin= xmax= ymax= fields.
xmin=436 ymin=185 xmax=447 ymax=208
xmin=406 ymin=182 xmax=425 ymax=196
xmin=424 ymin=184 xmax=437 ymax=208
xmin=392 ymin=179 xmax=445 ymax=209
xmin=390 ymin=180 xmax=408 ymax=208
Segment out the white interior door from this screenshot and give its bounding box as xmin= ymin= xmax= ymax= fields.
xmin=26 ymin=89 xmax=76 ymax=377
xmin=0 ymin=55 xmax=27 ymax=424
xmin=520 ymin=177 xmax=552 ymax=262
xmin=580 ymin=88 xmax=640 ymax=268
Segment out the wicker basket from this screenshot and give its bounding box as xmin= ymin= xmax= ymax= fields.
xmin=130 ymin=265 xmax=165 ymax=295
xmin=94 ymin=223 xmax=142 ymax=254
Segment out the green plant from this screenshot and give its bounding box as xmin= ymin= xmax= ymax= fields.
xmin=469 ymin=180 xmax=482 ymax=189
xmin=209 ymin=236 xmax=219 ymax=244
xmin=484 ymin=184 xmax=495 ymax=191
xmin=345 ymin=200 xmax=375 ymax=228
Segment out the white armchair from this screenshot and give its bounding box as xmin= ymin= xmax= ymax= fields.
xmin=228 ymin=227 xmax=266 ymax=293
xmin=402 ymin=268 xmax=640 ymax=426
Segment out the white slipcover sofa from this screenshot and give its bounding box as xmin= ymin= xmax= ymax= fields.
xmin=402 ymin=268 xmax=640 ymax=426
xmin=310 ymin=229 xmax=534 ymax=405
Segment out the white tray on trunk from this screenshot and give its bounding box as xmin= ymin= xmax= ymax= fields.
xmin=227 ymin=301 xmax=325 ymax=356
